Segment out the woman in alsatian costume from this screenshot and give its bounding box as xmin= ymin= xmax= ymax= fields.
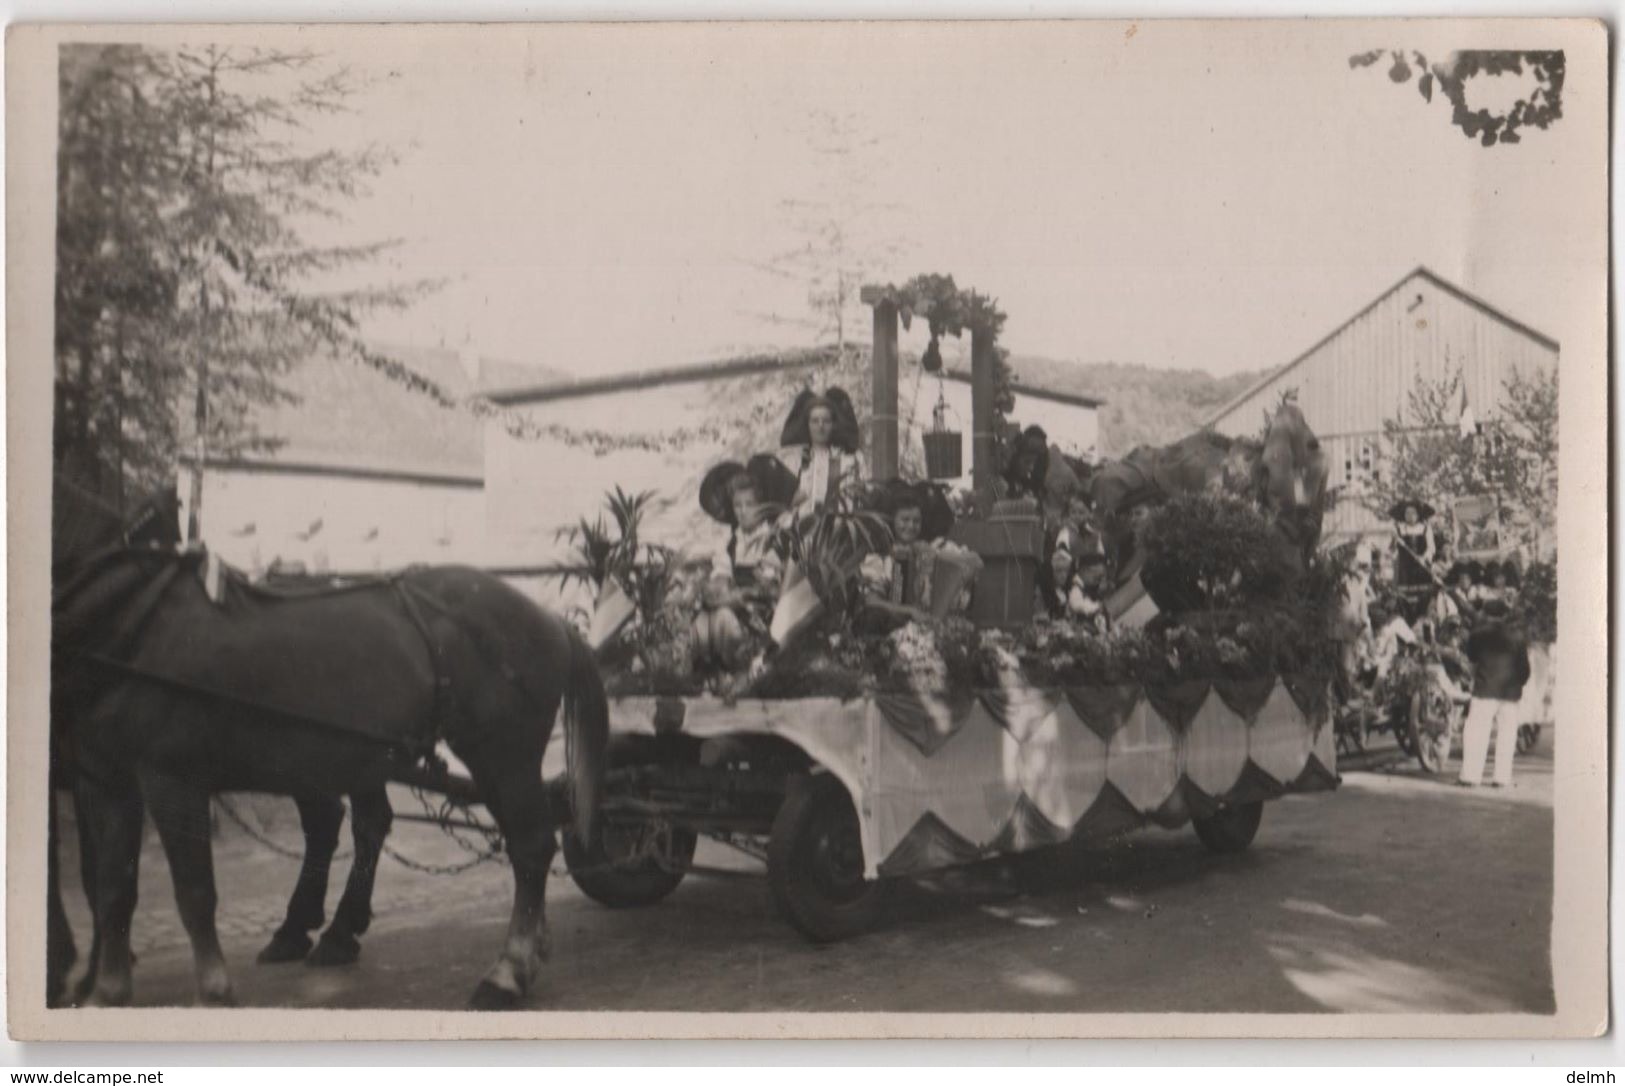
xmin=1388 ymin=499 xmax=1440 ymax=625
xmin=780 ymin=387 xmax=865 ymax=522
xmin=859 ymin=479 xmax=979 ymax=631
xmin=691 ymin=454 xmax=798 ymax=670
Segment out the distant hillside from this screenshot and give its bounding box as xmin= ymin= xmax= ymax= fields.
xmin=942 ymin=347 xmax=1273 ymax=456
xmin=1000 ymin=356 xmax=1273 ymax=456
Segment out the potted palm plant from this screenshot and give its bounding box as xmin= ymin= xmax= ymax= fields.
xmin=770 ymin=507 xmax=893 ymax=647
xmin=557 ymin=486 xmax=663 ymax=651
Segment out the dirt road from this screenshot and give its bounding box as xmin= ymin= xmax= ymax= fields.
xmin=53 ymin=737 xmax=1555 ymax=1015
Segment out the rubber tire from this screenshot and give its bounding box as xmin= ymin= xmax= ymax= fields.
xmin=563 ymin=817 xmax=698 ymax=909
xmin=767 ymin=773 xmax=893 ymax=943
xmin=1411 ymin=690 xmax=1455 ymax=775
xmin=1192 ymin=800 xmax=1264 ymax=854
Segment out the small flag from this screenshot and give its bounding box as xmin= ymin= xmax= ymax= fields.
xmin=1457 ymin=382 xmax=1477 ymax=439
xmin=205 ymin=547 xmax=224 ymax=603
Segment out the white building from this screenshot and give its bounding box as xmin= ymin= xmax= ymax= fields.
xmin=180 ymin=338 xmax=1101 ymax=615
xmin=1203 ymin=266 xmax=1560 ymax=546
xmin=179 ymin=344 xmax=542 ymax=576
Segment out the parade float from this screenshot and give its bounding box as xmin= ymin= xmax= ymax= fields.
xmin=561 ymin=276 xmax=1343 ymax=942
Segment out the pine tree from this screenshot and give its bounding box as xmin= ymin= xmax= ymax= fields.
xmin=54 ymin=43 xmax=440 ymax=531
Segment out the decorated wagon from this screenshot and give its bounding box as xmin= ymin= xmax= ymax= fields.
xmin=560 ymin=677 xmax=1337 ymax=941
xmin=555 ymin=274 xmax=1343 ymax=941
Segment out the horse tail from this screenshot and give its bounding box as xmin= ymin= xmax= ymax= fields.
xmin=561 ymin=624 xmax=608 ymax=847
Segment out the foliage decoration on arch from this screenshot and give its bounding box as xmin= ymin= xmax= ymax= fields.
xmin=866 ymin=274 xmax=1019 ymax=474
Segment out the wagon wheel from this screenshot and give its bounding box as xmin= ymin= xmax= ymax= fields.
xmin=1410 ymin=687 xmax=1457 ymax=775
xmin=767 ymin=773 xmax=893 ymax=943
xmin=1516 ymin=724 xmax=1542 ymax=755
xmin=561 ymin=738 xmax=699 ymax=908
xmin=563 ymin=813 xmax=698 ymax=909
xmin=1392 ymin=706 xmax=1418 ymax=757
xmin=1193 ymin=801 xmax=1264 ymax=853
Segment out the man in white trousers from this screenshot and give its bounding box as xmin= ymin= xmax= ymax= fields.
xmin=1457 ymin=601 xmax=1533 ymax=788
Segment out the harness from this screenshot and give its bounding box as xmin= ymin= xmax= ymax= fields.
xmin=62 ymin=552 xmax=458 ymax=765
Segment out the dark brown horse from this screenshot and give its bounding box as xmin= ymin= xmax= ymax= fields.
xmin=52 ymin=545 xmax=606 ymax=1008
xmin=1088 ymin=398 xmax=1329 ymax=584
xmin=49 ymin=479 xmax=406 ymax=1005
xmin=48 ymin=474 xmax=186 ymax=1006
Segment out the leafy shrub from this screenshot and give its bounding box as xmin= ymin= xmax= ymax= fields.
xmin=1139 ymin=493 xmax=1299 ymax=613
xmin=1519 ymin=558 xmax=1557 ymax=643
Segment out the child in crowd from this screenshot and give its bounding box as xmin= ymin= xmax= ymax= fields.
xmin=1038 ymin=536 xmax=1111 ymax=633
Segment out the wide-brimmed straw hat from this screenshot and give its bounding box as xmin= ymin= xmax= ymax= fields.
xmin=780 ymin=387 xmax=860 ymax=452
xmin=699 ymin=454 xmax=799 ymax=525
xmin=875 ymin=479 xmax=955 ymax=542
xmin=1389 ymin=498 xmax=1436 ymax=521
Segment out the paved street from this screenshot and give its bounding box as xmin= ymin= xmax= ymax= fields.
xmin=55 ymin=733 xmax=1554 ymax=1015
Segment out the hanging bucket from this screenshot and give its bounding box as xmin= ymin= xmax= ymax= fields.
xmin=923 ymin=431 xmax=963 ymax=480
xmin=922 ymin=381 xmax=963 ymax=480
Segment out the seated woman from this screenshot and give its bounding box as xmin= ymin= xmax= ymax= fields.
xmin=859 ymin=480 xmax=977 ymax=631
xmin=691 ymin=454 xmax=798 ymax=671
xmin=779 ymin=387 xmax=865 ymax=523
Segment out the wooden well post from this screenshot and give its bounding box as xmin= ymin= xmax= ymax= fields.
xmin=864 ymin=289 xmax=900 ymax=484
xmin=861 ymin=284 xmax=999 ymax=489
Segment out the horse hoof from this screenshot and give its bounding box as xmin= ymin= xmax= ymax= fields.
xmin=307 ymin=932 xmax=361 ymax=968
xmin=200 ymin=988 xmax=238 ymax=1008
xmin=468 ymin=980 xmax=521 ymax=1011
xmin=84 ymin=986 xmax=133 ymax=1009
xmin=257 ymin=931 xmax=314 ymax=965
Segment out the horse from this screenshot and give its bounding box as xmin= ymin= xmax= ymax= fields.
xmin=48 ymin=477 xmax=409 ymax=1005
xmin=51 ymin=544 xmax=607 ymax=1009
xmin=48 ymin=472 xmax=187 ymax=1006
xmin=1087 ymin=397 xmax=1329 ymax=586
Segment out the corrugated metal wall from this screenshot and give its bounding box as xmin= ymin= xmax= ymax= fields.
xmin=1209 ymin=271 xmax=1559 ymax=541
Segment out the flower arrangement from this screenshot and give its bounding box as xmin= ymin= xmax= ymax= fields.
xmin=590 ymin=474 xmax=1345 ymax=701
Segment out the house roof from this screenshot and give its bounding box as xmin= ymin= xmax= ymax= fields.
xmin=942 ymin=355 xmax=1107 ymax=409
xmin=482 ymin=347 xmax=842 ymax=405
xmin=1204 ymin=266 xmax=1560 ymax=429
xmin=485 ymin=343 xmax=1107 ymax=409
xmin=220 ymin=343 xmax=565 ymax=481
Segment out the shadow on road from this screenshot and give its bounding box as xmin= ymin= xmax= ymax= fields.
xmin=53 ymin=750 xmax=1554 ymax=1015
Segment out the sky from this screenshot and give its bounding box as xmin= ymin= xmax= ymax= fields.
xmin=269 ymin=22 xmax=1595 ymax=381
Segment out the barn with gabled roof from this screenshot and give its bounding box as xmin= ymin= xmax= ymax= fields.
xmin=1203 ymin=266 xmax=1559 ymax=545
